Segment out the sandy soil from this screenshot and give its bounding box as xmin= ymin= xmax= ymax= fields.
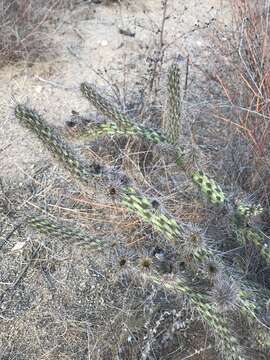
xmin=3 ymin=2 xmax=267 ymax=360
xmin=0 ymin=0 xmax=231 ymax=181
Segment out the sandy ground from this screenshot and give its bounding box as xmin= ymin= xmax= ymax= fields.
xmin=3 ymin=2 xmax=266 ymax=360
xmin=0 ymin=0 xmax=231 ymax=181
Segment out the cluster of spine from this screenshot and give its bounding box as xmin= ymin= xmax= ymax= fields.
xmin=14 ymin=68 xmax=270 ymax=358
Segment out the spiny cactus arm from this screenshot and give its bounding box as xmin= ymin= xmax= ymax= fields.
xmin=26 ymin=216 xmax=104 ymax=249
xmin=80 ymin=82 xmax=169 ymax=144
xmin=122 ymin=186 xmax=184 ymax=242
xmin=70 ymin=119 xmax=168 ymax=143
xmin=71 ymin=122 xmax=129 ymax=139
xmin=146 ymin=272 xmax=245 ymax=360
xmin=191 ymin=170 xmax=226 ymax=205
xmin=234 ymin=226 xmax=270 ymax=265
xmin=253 ymin=325 xmax=270 ymax=353
xmin=15 ymin=105 xmax=103 ymax=184
xmin=163 ymin=63 xmax=182 ymax=144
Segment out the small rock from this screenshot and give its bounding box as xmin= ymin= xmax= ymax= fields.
xmin=11 ymin=241 xmax=26 ymax=252
xmin=35 ymin=85 xmax=43 ymax=93
xmin=100 ymin=40 xmax=108 ymax=47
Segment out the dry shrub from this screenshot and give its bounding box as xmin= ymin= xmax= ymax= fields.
xmin=0 ymin=0 xmax=78 ymax=67
xmin=229 ymin=0 xmax=270 ymax=159
xmin=203 ymin=0 xmax=270 ymax=209
xmin=232 ymin=0 xmax=270 ymax=212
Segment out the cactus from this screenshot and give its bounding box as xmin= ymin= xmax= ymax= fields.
xmin=163 ymin=63 xmax=182 ymax=144
xmin=13 ymin=69 xmax=270 ymax=358
xmin=146 ymin=272 xmax=245 ymax=360
xmin=81 ymin=83 xmax=168 ymax=145
xmin=191 ymin=170 xmax=226 ymax=205
xmin=15 ymin=105 xmax=103 ymax=184
xmin=26 ymin=216 xmax=104 ymax=249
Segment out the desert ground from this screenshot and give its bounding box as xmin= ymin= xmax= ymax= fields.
xmin=1 ymin=1 xmax=269 ymax=360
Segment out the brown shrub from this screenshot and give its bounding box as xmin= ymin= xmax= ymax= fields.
xmin=0 ymin=0 xmax=77 ymax=67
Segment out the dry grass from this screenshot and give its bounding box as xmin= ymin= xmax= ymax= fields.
xmin=0 ymin=0 xmax=83 ymax=67
xmin=206 ymin=0 xmax=270 ymax=203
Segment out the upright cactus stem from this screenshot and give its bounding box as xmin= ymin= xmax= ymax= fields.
xmin=163 ymin=63 xmax=183 ymax=144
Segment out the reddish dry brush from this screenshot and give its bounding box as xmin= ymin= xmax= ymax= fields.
xmin=229 ymin=0 xmax=270 ymax=157
xmin=229 ymin=0 xmax=270 ymax=209
xmin=201 ymin=0 xmax=270 ymax=208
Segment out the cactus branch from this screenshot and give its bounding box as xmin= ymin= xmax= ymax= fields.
xmin=163 ymin=63 xmax=182 ymax=144
xmin=80 ymin=82 xmax=168 ymax=144
xmin=26 ymin=216 xmax=104 ymax=249
xmin=146 ymin=272 xmax=245 ymax=360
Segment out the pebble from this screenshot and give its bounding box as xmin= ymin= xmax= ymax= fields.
xmin=100 ymin=40 xmax=108 ymax=47
xmin=35 ymin=85 xmax=43 ymax=93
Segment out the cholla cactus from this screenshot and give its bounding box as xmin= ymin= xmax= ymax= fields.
xmin=162 ymin=63 xmax=183 ymax=144
xmin=13 ymin=66 xmax=270 ymax=359
xmin=147 ymin=272 xmax=245 ymax=360
xmin=236 ymin=202 xmax=264 ymax=219
xmin=26 ymin=216 xmax=104 ymax=249
xmin=81 ymin=83 xmax=168 ymax=145
xmin=191 ymin=170 xmax=226 ymax=205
